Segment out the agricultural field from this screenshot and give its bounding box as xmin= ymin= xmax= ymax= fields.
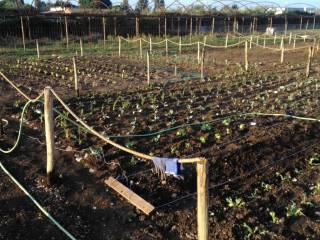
xmin=1 ymin=30 xmax=320 ymax=240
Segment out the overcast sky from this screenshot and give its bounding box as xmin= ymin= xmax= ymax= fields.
xmin=23 ymin=0 xmax=320 ymax=8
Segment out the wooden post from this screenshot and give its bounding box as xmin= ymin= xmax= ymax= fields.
xmin=149 ymin=37 xmax=152 ymax=53
xmin=200 ymin=36 xmax=207 ymax=80
xmin=306 ymin=46 xmax=312 ymax=77
xmin=190 ymin=17 xmax=193 ymax=38
xmin=139 ymin=38 xmax=142 ymax=59
xmin=280 ymin=46 xmax=284 ymax=64
xmin=256 ymin=35 xmax=259 ymax=45
xmin=312 ymin=38 xmax=316 ymax=57
xmin=44 ymin=87 xmax=55 ymax=184
xmin=80 ymin=38 xmax=83 ymax=57
xmin=273 ymin=33 xmax=277 ymax=45
xmin=284 ymin=15 xmax=288 ymax=36
xmin=179 ymin=36 xmax=182 ymax=55
xmin=245 ymin=41 xmax=248 ymax=71
xmin=211 ymin=17 xmax=215 ymax=35
xmin=197 ymin=159 xmax=208 ymax=240
xmin=263 ymin=37 xmax=266 ymax=48
xmin=118 ymin=37 xmax=121 ymax=57
xmin=197 ymin=41 xmax=200 ymax=64
xmin=102 ymin=17 xmax=106 ymax=47
xmin=36 ymin=39 xmax=40 ymax=59
xmin=289 ymin=32 xmax=292 ymax=45
xmin=225 ymin=34 xmax=228 ymax=48
xmin=165 ymin=38 xmax=168 ymax=58
xmin=73 ymin=56 xmax=79 ymax=97
xmin=177 ymin=17 xmax=180 ymax=36
xmin=300 ymin=16 xmax=303 ymax=30
xmin=306 ymin=19 xmax=309 ymax=31
xmin=64 ymin=16 xmax=69 ymax=49
xmin=313 ymin=16 xmax=316 ymax=30
xmin=293 ymin=35 xmax=296 ymax=49
xmin=270 ymin=17 xmax=273 ymax=28
xmin=135 ymin=17 xmax=140 ymax=37
xmin=280 ymin=37 xmax=284 ymax=49
xmin=249 ymin=35 xmax=252 ymax=49
xmin=147 ymin=51 xmax=150 ymax=85
xmin=20 ymin=16 xmax=26 ymax=51
xmin=88 ymin=17 xmax=92 ymax=44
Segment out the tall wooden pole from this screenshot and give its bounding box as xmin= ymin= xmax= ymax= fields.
xmin=300 ymin=17 xmax=303 ymax=30
xmin=245 ymin=41 xmax=248 ymax=71
xmin=211 ymin=17 xmax=215 ymax=35
xmin=177 ymin=17 xmax=180 ymax=36
xmin=164 ymin=17 xmax=167 ymax=37
xmin=20 ymin=16 xmax=26 ymax=51
xmin=197 ymin=159 xmax=208 ymax=240
xmin=139 ymin=38 xmax=142 ymax=59
xmin=26 ymin=16 xmax=31 ymax=40
xmin=147 ymin=51 xmax=150 ymax=85
xmin=313 ymin=16 xmax=316 ymax=30
xmin=80 ymin=38 xmax=83 ymax=57
xmin=64 ymin=16 xmax=69 ymax=49
xmin=306 ymin=46 xmax=312 ymax=77
xmin=114 ymin=17 xmax=117 ymax=36
xmin=36 ymin=39 xmax=40 ymax=59
xmin=158 ymin=17 xmax=161 ymax=37
xmin=73 ymin=57 xmax=79 ymax=97
xmin=102 ymin=17 xmax=106 ymax=47
xmin=280 ymin=46 xmax=284 ymax=64
xmin=135 ymin=17 xmax=140 ymax=37
xmin=44 ymin=87 xmax=55 ymax=185
xmin=118 ymin=37 xmax=121 ymax=57
xmin=225 ymin=34 xmax=228 ymax=48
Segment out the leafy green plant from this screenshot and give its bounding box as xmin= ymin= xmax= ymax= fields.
xmin=201 ymin=123 xmax=211 ymax=131
xmin=214 ymin=133 xmax=221 ymax=141
xmin=199 ymin=136 xmax=207 ymax=144
xmin=226 ymin=197 xmax=245 ymax=208
xmin=269 ymin=211 xmax=279 ymax=224
xmin=286 ymin=202 xmax=304 ymax=217
xmin=242 ymin=223 xmax=259 ymax=239
xmin=308 ymin=153 xmax=320 ymax=166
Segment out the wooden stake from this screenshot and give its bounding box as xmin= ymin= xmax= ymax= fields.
xmin=293 ymin=35 xmax=296 ymax=48
xmin=64 ymin=16 xmax=69 ymax=49
xmin=102 ymin=17 xmax=106 ymax=47
xmin=197 ymin=41 xmax=200 ymax=64
xmin=147 ymin=51 xmax=150 ymax=85
xmin=225 ymin=34 xmax=228 ymax=48
xmin=80 ymin=38 xmax=83 ymax=57
xmin=177 ymin=17 xmax=180 ymax=36
xmin=149 ymin=37 xmax=152 ymax=52
xmin=36 ymin=39 xmax=40 ymax=59
xmin=211 ymin=17 xmax=215 ymax=35
xmin=118 ymin=37 xmax=121 ymax=57
xmin=20 ymin=16 xmax=26 ymax=51
xmin=179 ymin=36 xmax=182 ymax=55
xmin=273 ymin=33 xmax=277 ymax=45
xmin=280 ymin=37 xmax=284 ymax=49
xmin=263 ymin=37 xmax=266 ymax=48
xmin=197 ymin=159 xmax=208 ymax=240
xmin=306 ymin=46 xmax=312 ymax=77
xmin=280 ymin=46 xmax=284 ymax=64
xmin=200 ymin=36 xmax=207 ymax=80
xmin=300 ymin=17 xmax=303 ymax=30
xmin=245 ymin=41 xmax=248 ymax=71
xmin=158 ymin=17 xmax=161 ymax=37
xmin=26 ymin=16 xmax=31 ymax=40
xmin=73 ymin=57 xmax=79 ymax=97
xmin=165 ymin=38 xmax=168 ymax=58
xmin=190 ymin=17 xmax=193 ymax=38
xmin=289 ymin=32 xmax=292 ymax=45
xmin=139 ymin=38 xmax=142 ymax=59
xmin=44 ymin=87 xmax=55 ymax=184
xmin=114 ymin=17 xmax=117 ymax=36
xmin=249 ymin=35 xmax=252 ymax=49
xmin=256 ymin=35 xmax=259 ymax=45
xmin=135 ymin=17 xmax=140 ymax=37
xmin=313 ymin=16 xmax=316 ymax=30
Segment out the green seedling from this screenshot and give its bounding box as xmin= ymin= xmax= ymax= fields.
xmin=269 ymin=211 xmax=279 ymax=224
xmin=199 ymin=136 xmax=207 ymax=144
xmin=242 ymin=223 xmax=259 ymax=240
xmin=286 ymin=202 xmax=304 ymax=217
xmin=201 ymin=123 xmax=211 ymax=131
xmin=226 ymin=197 xmax=245 ymax=208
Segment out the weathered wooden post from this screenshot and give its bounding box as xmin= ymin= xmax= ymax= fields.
xmin=197 ymin=41 xmax=200 ymax=64
xmin=225 ymin=34 xmax=229 ymax=48
xmin=211 ymin=17 xmax=215 ymax=35
xmin=80 ymin=38 xmax=83 ymax=57
xmin=313 ymin=16 xmax=316 ymax=30
xmin=245 ymin=41 xmax=248 ymax=71
xmin=44 ymin=87 xmax=55 ymax=185
xmin=280 ymin=45 xmax=284 ymax=64
xmin=64 ymin=16 xmax=69 ymax=49
xmin=158 ymin=17 xmax=161 ymax=37
xmin=197 ymin=158 xmax=208 ymax=240
xmin=88 ymin=17 xmax=92 ymax=44
xmin=165 ymin=38 xmax=168 ymax=58
xmin=118 ymin=37 xmax=121 ymax=57
xmin=102 ymin=17 xmax=106 ymax=47
xmin=300 ymin=16 xmax=303 ymax=30
xmin=256 ymin=35 xmax=259 ymax=45
xmin=20 ymin=16 xmax=26 ymax=51
xmin=26 ymin=16 xmax=31 ymax=40
xmin=263 ymin=37 xmax=266 ymax=48
xmin=177 ymin=17 xmax=180 ymax=36
xmin=179 ymin=36 xmax=182 ymax=55
xmin=147 ymin=51 xmax=150 ymax=85
xmin=36 ymin=39 xmax=40 ymax=59
xmin=72 ymin=56 xmax=79 ymax=97
xmin=284 ymin=15 xmax=288 ymax=36
xmin=139 ymin=38 xmax=142 ymax=59
xmin=289 ymin=32 xmax=292 ymax=45
xmin=306 ymin=46 xmax=312 ymax=77
xmin=293 ymin=35 xmax=296 ymax=48
xmin=249 ymin=35 xmax=253 ymax=49
xmin=273 ymin=33 xmax=277 ymax=45
xmin=135 ymin=17 xmax=140 ymax=37
xmin=200 ymin=36 xmax=207 ymax=80
xmin=305 ymin=19 xmax=309 ymax=31
xmin=149 ymin=37 xmax=152 ymax=53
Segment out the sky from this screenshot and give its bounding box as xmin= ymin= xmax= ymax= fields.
xmin=23 ymin=0 xmax=320 ymax=8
